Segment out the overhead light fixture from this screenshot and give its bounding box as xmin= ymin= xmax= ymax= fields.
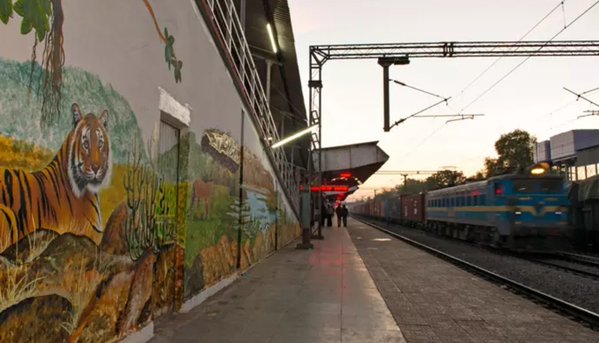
xmin=266 ymin=23 xmax=278 ymax=54
xmin=270 ymin=124 xmax=317 ymax=149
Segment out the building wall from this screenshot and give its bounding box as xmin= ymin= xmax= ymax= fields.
xmin=0 ymin=1 xmax=299 ymax=341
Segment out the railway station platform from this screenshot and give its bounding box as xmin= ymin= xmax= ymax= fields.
xmin=148 ymin=218 xmax=599 ymax=343
xmin=149 ymin=219 xmax=406 ymax=343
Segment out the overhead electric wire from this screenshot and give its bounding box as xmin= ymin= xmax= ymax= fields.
xmin=388 ymin=79 xmax=452 ymax=129
xmin=460 ymin=0 xmax=599 ymax=113
xmin=390 ymin=79 xmax=448 ymax=100
xmin=400 ymin=1 xmax=577 ymax=157
xmin=389 ymin=98 xmax=452 ymax=129
xmin=564 ymin=87 xmax=599 ymax=107
xmin=581 ymin=86 xmax=599 ymax=95
xmin=457 ymin=0 xmax=567 ymax=97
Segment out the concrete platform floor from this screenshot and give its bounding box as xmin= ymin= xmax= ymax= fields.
xmin=348 ymin=218 xmax=599 ymax=343
xmin=149 ymin=222 xmax=406 ymax=343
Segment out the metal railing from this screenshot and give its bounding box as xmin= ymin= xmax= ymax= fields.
xmin=201 ymin=0 xmax=300 ymax=214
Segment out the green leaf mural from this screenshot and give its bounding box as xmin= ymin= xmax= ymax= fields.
xmin=0 ymin=0 xmax=13 ymax=24
xmin=13 ymin=0 xmax=51 ymax=41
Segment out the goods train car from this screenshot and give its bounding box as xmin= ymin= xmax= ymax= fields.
xmin=352 ymin=173 xmax=572 ymax=250
xmin=399 ymin=193 xmax=425 ymax=228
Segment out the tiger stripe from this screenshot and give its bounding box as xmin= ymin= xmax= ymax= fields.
xmin=0 ymin=103 xmax=111 ymax=253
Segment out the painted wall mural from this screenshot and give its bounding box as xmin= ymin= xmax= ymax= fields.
xmin=0 ymin=1 xmax=300 ymax=342
xmin=0 ymin=59 xmax=178 ymax=341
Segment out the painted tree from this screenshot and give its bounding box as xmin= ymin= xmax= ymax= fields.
xmin=0 ymin=0 xmax=182 ymax=124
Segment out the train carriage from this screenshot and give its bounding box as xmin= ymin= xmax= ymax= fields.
xmin=399 ymin=193 xmax=425 ymax=227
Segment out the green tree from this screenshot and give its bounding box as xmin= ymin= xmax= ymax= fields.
xmin=485 ymin=129 xmax=536 ymax=177
xmin=484 ymin=157 xmax=500 ymax=178
xmin=467 ymin=170 xmax=485 ymax=182
xmin=394 ymin=178 xmax=429 ymax=194
xmin=425 ymin=170 xmax=466 ymax=189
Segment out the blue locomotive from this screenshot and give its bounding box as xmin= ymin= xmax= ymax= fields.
xmin=425 ymin=174 xmax=571 ymax=249
xmin=352 ymin=173 xmax=572 ymax=250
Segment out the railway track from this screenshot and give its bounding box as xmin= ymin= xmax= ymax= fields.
xmin=354 ymin=216 xmax=599 ymax=329
xmin=523 ymin=256 xmax=599 ymax=280
xmin=558 ymin=251 xmax=599 ymax=268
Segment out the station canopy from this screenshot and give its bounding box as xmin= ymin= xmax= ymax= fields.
xmin=315 ymin=141 xmax=389 ymax=201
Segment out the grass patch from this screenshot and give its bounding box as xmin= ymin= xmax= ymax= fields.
xmin=0 ymin=263 xmax=43 ymax=314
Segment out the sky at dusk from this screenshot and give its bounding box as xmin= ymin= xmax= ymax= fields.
xmin=288 ymin=0 xmax=599 ymax=200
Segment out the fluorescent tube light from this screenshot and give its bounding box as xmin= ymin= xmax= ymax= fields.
xmin=270 ymin=124 xmax=317 ymax=149
xmin=266 ymin=23 xmax=278 ymax=54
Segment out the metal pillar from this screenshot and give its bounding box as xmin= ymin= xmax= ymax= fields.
xmin=378 ymin=57 xmax=409 ymax=132
xmin=309 ymin=46 xmax=324 ymax=239
xmin=382 ymin=63 xmax=390 ymax=132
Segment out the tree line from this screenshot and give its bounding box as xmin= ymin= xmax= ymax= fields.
xmin=371 ymin=129 xmax=537 ymax=201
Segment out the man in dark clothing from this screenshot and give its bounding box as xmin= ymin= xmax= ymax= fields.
xmin=335 ymin=205 xmax=343 ymax=227
xmin=326 ymin=203 xmax=334 ymax=227
xmin=341 ymin=204 xmax=348 ymax=227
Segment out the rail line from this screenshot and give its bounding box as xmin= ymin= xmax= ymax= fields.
xmin=558 ymin=251 xmax=599 ymax=268
xmin=523 ymin=257 xmax=599 ymax=280
xmin=354 ymin=216 xmax=599 ymax=329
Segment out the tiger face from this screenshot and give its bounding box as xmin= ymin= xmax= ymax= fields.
xmin=68 ymin=103 xmax=112 ymax=198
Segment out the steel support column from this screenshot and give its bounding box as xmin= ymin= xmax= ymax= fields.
xmin=308 ymin=46 xmax=325 ymax=239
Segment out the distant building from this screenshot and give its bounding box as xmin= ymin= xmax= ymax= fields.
xmin=534 ymin=130 xmax=599 ymax=181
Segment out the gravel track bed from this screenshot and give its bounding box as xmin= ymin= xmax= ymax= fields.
xmin=365 ymin=218 xmax=599 ymax=314
xmin=534 ymin=258 xmax=599 ymax=277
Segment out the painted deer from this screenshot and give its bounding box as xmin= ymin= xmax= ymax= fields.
xmin=191 ymin=179 xmax=214 ymax=220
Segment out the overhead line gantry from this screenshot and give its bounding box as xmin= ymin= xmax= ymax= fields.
xmin=303 ymin=39 xmax=599 ymax=244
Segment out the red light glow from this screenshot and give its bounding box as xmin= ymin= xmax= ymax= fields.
xmin=340 ymin=172 xmax=352 ymax=179
xmin=310 ymin=185 xmax=349 ymax=193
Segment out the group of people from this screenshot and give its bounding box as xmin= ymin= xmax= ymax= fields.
xmin=321 ymin=201 xmax=349 ymax=227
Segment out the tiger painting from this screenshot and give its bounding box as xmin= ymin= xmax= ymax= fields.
xmin=0 ymin=103 xmax=112 ymax=253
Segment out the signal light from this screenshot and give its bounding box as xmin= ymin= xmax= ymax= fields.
xmin=311 ymin=186 xmax=349 ymax=193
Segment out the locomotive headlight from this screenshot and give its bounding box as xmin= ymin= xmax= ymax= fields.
xmin=515 ymin=210 xmax=522 ymax=215
xmin=555 ymin=211 xmax=563 ymax=215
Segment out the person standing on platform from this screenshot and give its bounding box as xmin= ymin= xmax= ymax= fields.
xmin=335 ymin=204 xmax=343 ymax=227
xmin=326 ymin=202 xmax=334 ymax=227
xmin=341 ymin=204 xmax=349 ymax=227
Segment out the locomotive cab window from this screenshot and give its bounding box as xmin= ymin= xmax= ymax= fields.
xmin=512 ymin=179 xmax=562 ymax=194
